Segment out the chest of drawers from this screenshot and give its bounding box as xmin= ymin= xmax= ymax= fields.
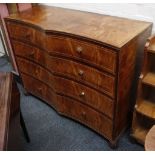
xmin=5 ymin=5 xmax=152 ymax=147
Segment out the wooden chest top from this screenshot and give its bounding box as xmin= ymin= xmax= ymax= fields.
xmin=6 ymin=5 xmax=152 ymax=48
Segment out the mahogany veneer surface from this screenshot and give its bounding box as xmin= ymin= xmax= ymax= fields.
xmin=5 ymin=5 xmax=152 ymax=145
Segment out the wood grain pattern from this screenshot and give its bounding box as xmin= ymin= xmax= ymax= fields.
xmin=54 ymin=76 xmax=114 ymax=119
xmin=8 ymin=23 xmax=117 ymax=74
xmin=142 ymin=72 xmax=155 ymax=87
xmin=57 ymin=95 xmax=113 ymax=141
xmin=0 ymin=73 xmax=20 ymax=150
xmin=0 ymin=73 xmax=12 ymax=150
xmin=13 ymin=41 xmax=115 ymax=97
xmin=19 ymin=61 xmax=114 ymax=119
xmin=5 ymin=5 xmax=152 ymax=48
xmin=22 ymin=72 xmax=113 ymax=138
xmin=135 ymin=100 xmax=155 ymax=119
xmin=131 ymin=35 xmax=155 ymax=145
xmin=5 ymin=5 xmax=152 ymax=146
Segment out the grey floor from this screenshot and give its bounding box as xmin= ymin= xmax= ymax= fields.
xmin=0 ymin=56 xmax=144 ymax=151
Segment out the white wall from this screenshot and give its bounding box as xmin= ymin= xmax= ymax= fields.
xmin=43 ymin=3 xmax=155 ymax=33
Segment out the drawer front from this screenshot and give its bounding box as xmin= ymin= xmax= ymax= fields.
xmin=54 ymin=77 xmax=114 ymax=119
xmin=17 ymin=57 xmax=114 ymax=119
xmin=21 ymin=73 xmax=57 ymax=108
xmin=13 ymin=40 xmax=115 ymax=97
xmin=47 ymin=56 xmax=115 ymax=97
xmin=22 ymin=73 xmax=47 ymax=99
xmin=12 ymin=40 xmax=46 ymax=66
xmin=47 ymin=35 xmax=117 ymax=74
xmin=8 ymin=22 xmax=117 ymax=74
xmin=57 ymin=95 xmax=113 ymax=140
xmin=7 ymin=22 xmax=35 ymax=43
xmin=16 ymin=57 xmax=54 ymax=88
xmin=7 ymin=22 xmax=45 ymax=47
xmin=70 ymin=39 xmax=117 ymax=74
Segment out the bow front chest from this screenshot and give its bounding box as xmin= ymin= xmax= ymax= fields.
xmin=5 ymin=5 xmax=152 ymax=146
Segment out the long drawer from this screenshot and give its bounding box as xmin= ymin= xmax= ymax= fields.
xmin=13 ymin=40 xmax=115 ymax=97
xmin=47 ymin=56 xmax=115 ymax=98
xmin=8 ymin=22 xmax=117 ymax=74
xmin=22 ymin=72 xmax=113 ymax=140
xmin=57 ymin=95 xmax=113 ymax=140
xmin=46 ymin=35 xmax=117 ymax=74
xmin=18 ymin=56 xmax=114 ymax=119
xmin=54 ymin=76 xmax=114 ymax=119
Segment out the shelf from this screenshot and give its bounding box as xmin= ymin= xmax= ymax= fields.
xmin=132 ymin=124 xmax=148 ymax=145
xmin=147 ymin=44 xmax=155 ymax=53
xmin=142 ymin=72 xmax=155 ymax=87
xmin=135 ymin=100 xmax=155 ymax=120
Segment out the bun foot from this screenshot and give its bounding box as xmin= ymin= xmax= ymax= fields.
xmin=23 ymin=89 xmax=30 ymax=96
xmin=108 ymin=141 xmax=118 ymax=149
xmin=129 ymin=135 xmax=137 ymax=144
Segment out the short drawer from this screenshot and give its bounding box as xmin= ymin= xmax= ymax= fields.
xmin=54 ymin=77 xmax=114 ymax=119
xmin=21 ymin=73 xmax=57 ymax=108
xmin=12 ymin=40 xmax=46 ymax=66
xmin=13 ymin=40 xmax=115 ymax=97
xmin=57 ymin=95 xmax=113 ymax=140
xmin=47 ymin=56 xmax=115 ymax=97
xmin=46 ymin=35 xmax=117 ymax=74
xmin=7 ymin=21 xmax=45 ymax=47
xmin=22 ymin=73 xmax=47 ymax=100
xmin=7 ymin=21 xmax=35 ymax=43
xmin=70 ymin=39 xmax=117 ymax=74
xmin=17 ymin=57 xmax=54 ymax=88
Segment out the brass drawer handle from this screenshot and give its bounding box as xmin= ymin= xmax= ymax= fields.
xmin=76 ymin=46 xmax=83 ymax=53
xmin=78 ymin=70 xmax=84 ymax=76
xmin=79 ymin=91 xmax=85 ymax=97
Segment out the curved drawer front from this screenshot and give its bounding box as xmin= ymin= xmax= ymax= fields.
xmin=22 ymin=73 xmax=46 ymax=99
xmin=57 ymin=95 xmax=113 ymax=140
xmin=16 ymin=57 xmax=54 ymax=89
xmin=47 ymin=56 xmax=115 ymax=98
xmin=47 ymin=35 xmax=117 ymax=74
xmin=54 ymin=77 xmax=114 ymax=119
xmin=12 ymin=40 xmax=46 ymax=66
xmin=17 ymin=57 xmax=114 ymax=119
xmin=8 ymin=21 xmax=117 ymax=75
xmin=22 ymin=73 xmax=113 ymax=140
xmin=21 ymin=73 xmax=57 ymax=108
xmin=7 ymin=22 xmax=45 ymax=48
xmin=13 ymin=40 xmax=115 ymax=97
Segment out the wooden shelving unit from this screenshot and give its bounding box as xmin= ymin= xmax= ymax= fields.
xmin=131 ymin=35 xmax=155 ymax=145
xmin=136 ymin=100 xmax=155 ymax=119
xmin=142 ymin=73 xmax=155 ymax=87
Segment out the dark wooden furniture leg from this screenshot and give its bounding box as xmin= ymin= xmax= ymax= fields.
xmin=13 ymin=73 xmax=30 ymax=143
xmin=20 ymin=111 xmax=30 ymax=143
